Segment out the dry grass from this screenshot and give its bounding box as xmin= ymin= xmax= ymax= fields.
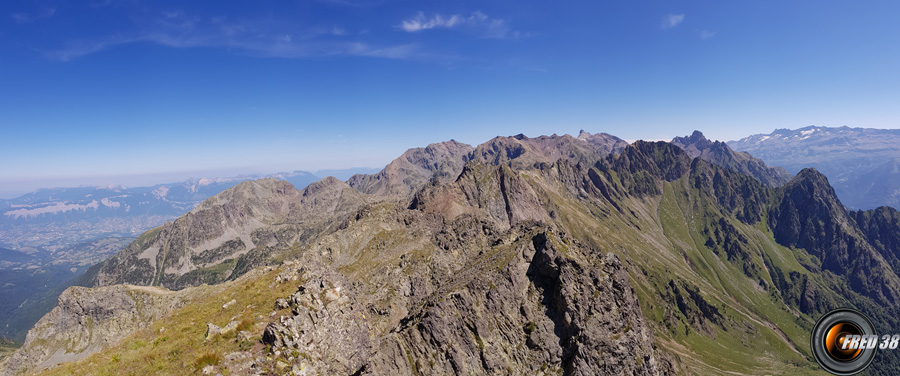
xmin=38 ymin=268 xmax=298 ymax=376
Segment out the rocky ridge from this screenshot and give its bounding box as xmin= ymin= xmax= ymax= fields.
xmin=672 ymin=130 xmax=792 ymax=188
xmin=16 ymin=130 xmax=900 ymax=375
xmin=87 ymin=177 xmax=367 ymax=290
xmin=2 ymin=285 xmax=188 ymax=375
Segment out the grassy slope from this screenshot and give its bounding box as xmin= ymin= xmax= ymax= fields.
xmin=38 ymin=268 xmax=297 ymax=376
xmin=528 ymin=168 xmax=825 ymax=375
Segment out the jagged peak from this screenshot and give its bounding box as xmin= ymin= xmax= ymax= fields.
xmin=671 ymin=130 xmax=714 ymax=154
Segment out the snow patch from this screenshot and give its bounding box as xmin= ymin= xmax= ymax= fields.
xmin=137 ymin=246 xmax=160 ymax=269
xmin=152 ymin=186 xmax=170 ymax=200
xmin=3 ymin=200 xmax=100 ymax=219
xmin=100 ymin=198 xmax=121 ymax=208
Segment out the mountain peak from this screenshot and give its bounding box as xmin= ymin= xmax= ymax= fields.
xmin=671 ymin=130 xmax=792 ymax=187
xmin=347 ymin=140 xmax=474 ymax=198
xmin=671 ymin=130 xmax=713 ymax=158
xmin=194 ymin=178 xmax=298 ymax=212
xmin=791 ymin=167 xmax=832 ymax=190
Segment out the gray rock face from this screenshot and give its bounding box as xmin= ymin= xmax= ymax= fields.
xmin=410 ymin=162 xmax=550 ymax=231
xmin=262 ymin=269 xmax=372 ymax=375
xmin=2 ymin=285 xmax=185 ymax=375
xmin=261 ymin=223 xmax=672 ymax=375
xmin=367 ymin=231 xmax=668 ymax=376
xmin=348 ymin=140 xmax=475 ymax=199
xmin=472 ymin=132 xmax=627 ymax=171
xmin=88 ymin=177 xmax=368 ymax=290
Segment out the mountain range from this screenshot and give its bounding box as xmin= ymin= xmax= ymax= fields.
xmin=728 ymin=125 xmax=900 ymax=210
xmin=0 ymin=168 xmax=371 ymax=344
xmin=6 ymin=130 xmax=900 ymax=375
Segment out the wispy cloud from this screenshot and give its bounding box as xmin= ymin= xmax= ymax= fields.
xmin=661 ymin=14 xmax=685 ymax=30
xmin=398 ymin=11 xmax=520 ymax=39
xmin=46 ymin=10 xmax=414 ymax=62
xmin=11 ymin=7 xmax=56 ymax=24
xmin=400 ymin=12 xmax=462 ymax=32
xmin=700 ymin=30 xmax=716 ymax=40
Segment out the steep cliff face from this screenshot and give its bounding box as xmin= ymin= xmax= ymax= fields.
xmin=410 ymin=162 xmax=549 ymax=230
xmin=769 ymin=169 xmax=900 ymax=307
xmin=852 ymin=206 xmax=900 ymax=273
xmin=2 ymin=285 xmax=186 ymax=375
xmin=371 ymin=232 xmax=667 ymax=376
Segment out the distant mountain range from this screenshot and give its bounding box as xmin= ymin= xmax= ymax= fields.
xmin=0 ymin=167 xmax=374 ymax=343
xmin=0 ymin=170 xmax=383 ymax=253
xmin=728 ymin=126 xmax=900 ymax=210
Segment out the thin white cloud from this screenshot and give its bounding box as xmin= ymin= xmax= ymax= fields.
xmin=400 ymin=12 xmax=462 ymax=32
xmin=700 ymin=30 xmax=716 ymax=39
xmin=11 ymin=7 xmax=56 ymax=24
xmin=661 ymin=14 xmax=685 ymax=30
xmin=47 ymin=12 xmax=411 ymax=62
xmin=398 ymin=11 xmax=518 ymax=39
xmin=330 ymin=26 xmax=347 ymax=36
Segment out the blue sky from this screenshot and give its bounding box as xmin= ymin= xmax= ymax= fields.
xmin=2 ymin=1 xmax=899 ymax=197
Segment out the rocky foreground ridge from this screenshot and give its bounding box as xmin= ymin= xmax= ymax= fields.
xmin=9 ymin=130 xmax=900 ymax=375
xmin=2 ymin=284 xmax=189 ymax=374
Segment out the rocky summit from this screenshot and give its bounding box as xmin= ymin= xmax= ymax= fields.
xmin=10 ymin=130 xmax=900 ymax=375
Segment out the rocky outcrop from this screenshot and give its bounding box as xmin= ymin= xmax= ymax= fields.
xmin=261 ymin=269 xmax=372 ymax=375
xmin=261 ymin=227 xmax=672 ymax=375
xmin=2 ymin=285 xmax=185 ymax=375
xmin=596 ymin=141 xmax=692 ymax=197
xmin=410 ymin=162 xmax=549 ymax=230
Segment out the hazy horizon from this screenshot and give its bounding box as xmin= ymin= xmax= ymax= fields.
xmin=1 ymin=125 xmax=886 ymax=199
xmin=3 ymin=1 xmax=899 ymax=198
xmin=0 ymin=165 xmax=392 ymax=199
